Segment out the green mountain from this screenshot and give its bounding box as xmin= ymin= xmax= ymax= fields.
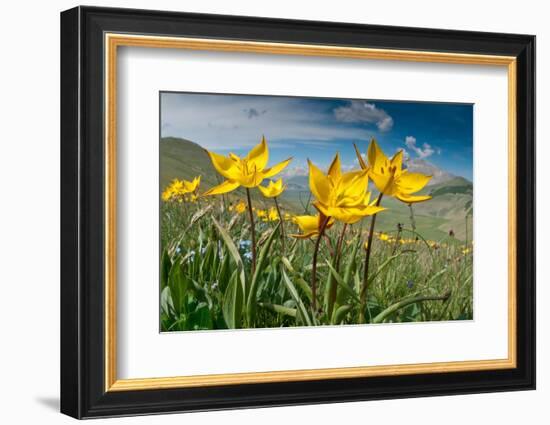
xmin=160 ymin=137 xmax=473 ymax=241
xmin=160 ymin=137 xmax=286 ymax=210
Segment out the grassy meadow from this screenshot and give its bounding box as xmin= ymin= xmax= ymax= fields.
xmin=159 ymin=137 xmax=474 ymax=332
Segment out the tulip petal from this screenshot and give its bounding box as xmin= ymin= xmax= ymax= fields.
xmin=246 ymin=136 xmax=269 ymax=171
xmin=367 ymin=139 xmax=388 ymax=171
xmin=202 ymin=179 xmax=240 ymax=196
xmin=354 ymin=143 xmax=368 ymax=170
xmin=395 ymin=193 xmax=432 ymax=204
xmin=263 ymin=157 xmax=292 ymax=179
xmin=396 ymin=172 xmax=432 ymax=194
xmin=293 ymin=215 xmax=319 ymax=234
xmin=240 ymin=169 xmax=265 ymax=188
xmin=308 ymin=161 xmax=331 ymax=205
xmin=206 ymin=150 xmax=242 ymax=180
xmin=328 ymin=153 xmax=342 ymax=183
xmin=369 ymin=170 xmax=394 ymax=195
xmin=258 ymin=183 xmax=277 ymax=198
xmin=391 ymin=150 xmax=404 ymax=175
xmin=290 ymin=231 xmax=318 ymax=239
xmin=341 ymin=172 xmax=369 ymax=200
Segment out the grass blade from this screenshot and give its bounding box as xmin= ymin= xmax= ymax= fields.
xmin=222 ymin=267 xmax=243 ymax=329
xmin=281 ymin=257 xmax=312 ymax=301
xmin=211 ymin=216 xmax=247 ymax=297
xmin=258 ymin=302 xmax=297 ymax=318
xmin=246 ymin=223 xmax=280 ymax=324
xmin=282 ymin=269 xmax=312 ymax=326
xmin=372 ymin=290 xmax=451 ymax=324
xmin=332 ymin=304 xmax=352 ymax=325
xmin=326 ymin=260 xmax=360 ymax=304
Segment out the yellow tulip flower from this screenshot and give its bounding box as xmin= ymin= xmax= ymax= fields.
xmin=290 ymin=214 xmax=335 ymax=239
xmin=161 ymin=179 xmax=184 ymax=201
xmin=258 ymin=178 xmax=286 ymax=198
xmin=354 ymin=139 xmax=432 ymax=203
xmin=183 ymin=176 xmax=200 ymax=193
xmin=161 ymin=177 xmax=201 ymax=202
xmin=203 ymin=136 xmax=292 ymax=196
xmin=378 ymin=233 xmax=390 ymax=241
xmin=308 ymin=153 xmax=385 ymax=224
xmin=235 ymin=200 xmax=247 ymax=214
xmin=268 ymin=207 xmax=279 ymax=222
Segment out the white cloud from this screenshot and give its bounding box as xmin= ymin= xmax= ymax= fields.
xmin=161 ymin=93 xmax=373 ymax=150
xmin=405 ymin=136 xmax=436 ymax=159
xmin=280 ymin=165 xmax=309 ymax=178
xmin=333 ymin=101 xmax=394 ymax=131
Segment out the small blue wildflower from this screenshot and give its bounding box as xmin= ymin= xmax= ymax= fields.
xmin=406 ymin=280 xmax=414 ymax=289
xmin=239 ymin=240 xmax=252 ymax=248
xmin=175 ymin=246 xmax=181 ymax=254
xmin=243 ymin=251 xmax=253 ymax=260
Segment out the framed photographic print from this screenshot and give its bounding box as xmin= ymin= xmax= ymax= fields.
xmin=60 ymin=6 xmax=535 ymax=419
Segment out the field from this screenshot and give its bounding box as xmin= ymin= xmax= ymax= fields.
xmin=159 ymin=137 xmax=474 ymax=331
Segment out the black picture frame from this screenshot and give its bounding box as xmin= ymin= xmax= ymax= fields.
xmin=60 ymin=5 xmax=536 ymax=419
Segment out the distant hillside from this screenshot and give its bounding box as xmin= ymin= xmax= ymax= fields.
xmin=405 ymin=158 xmax=457 ymax=186
xmin=160 ymin=137 xmax=473 ymax=241
xmin=160 ymin=137 xmax=287 ymax=210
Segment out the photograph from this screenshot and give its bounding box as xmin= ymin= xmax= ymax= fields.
xmin=159 ymin=92 xmax=474 ymax=331
xmin=57 ymin=4 xmax=536 ymax=419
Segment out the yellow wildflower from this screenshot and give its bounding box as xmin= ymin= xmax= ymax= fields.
xmin=258 ymin=178 xmax=286 ymax=198
xmin=183 ymin=176 xmax=200 ymax=193
xmin=203 ymin=136 xmax=292 ymax=196
xmin=308 ymin=153 xmax=385 ymax=224
xmin=291 ymin=214 xmax=335 ymax=239
xmin=378 ymin=233 xmax=390 ymax=242
xmin=235 ymin=200 xmax=247 ymax=214
xmin=354 ymin=139 xmax=432 ymax=203
xmin=268 ymin=207 xmax=279 ymax=222
xmin=161 ymin=177 xmax=201 ymax=202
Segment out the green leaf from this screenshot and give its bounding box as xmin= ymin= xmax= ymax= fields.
xmin=246 ymin=223 xmax=280 ymax=324
xmin=372 ymin=290 xmax=451 ymax=324
xmin=368 ymin=250 xmax=414 ymax=286
xmin=281 ymin=269 xmax=312 ymax=326
xmin=187 ymin=302 xmax=213 ymax=330
xmin=211 ymin=216 xmax=246 ymax=297
xmin=168 ymin=263 xmax=188 ymax=315
xmin=332 ymin=304 xmax=352 ymax=325
xmin=258 ymin=302 xmax=297 ymax=318
xmin=160 ymin=248 xmax=172 ymax=290
xmin=281 ymin=257 xmax=312 ymax=301
xmin=341 ymin=238 xmax=360 ymax=294
xmin=326 ymin=261 xmax=360 ymax=304
xmin=217 ymin=251 xmax=231 ymax=293
xmin=160 ymin=286 xmax=174 ymax=317
xmin=223 ymin=268 xmax=244 ymax=329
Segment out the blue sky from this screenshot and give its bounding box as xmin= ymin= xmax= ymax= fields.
xmin=161 ymin=92 xmax=473 ymax=180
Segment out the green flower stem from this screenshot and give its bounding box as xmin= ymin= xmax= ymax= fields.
xmin=408 ymin=203 xmax=417 ymax=235
xmin=335 ymin=224 xmax=348 ymax=270
xmin=311 ymin=215 xmax=330 ymax=315
xmin=246 ymin=188 xmax=257 ymax=274
xmin=327 ymin=223 xmax=348 ymax=319
xmin=359 ymin=193 xmax=383 ymax=324
xmin=273 ymin=197 xmax=285 ymax=254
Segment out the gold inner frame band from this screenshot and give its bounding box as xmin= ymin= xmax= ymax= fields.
xmin=104 ymin=33 xmax=517 ymax=392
